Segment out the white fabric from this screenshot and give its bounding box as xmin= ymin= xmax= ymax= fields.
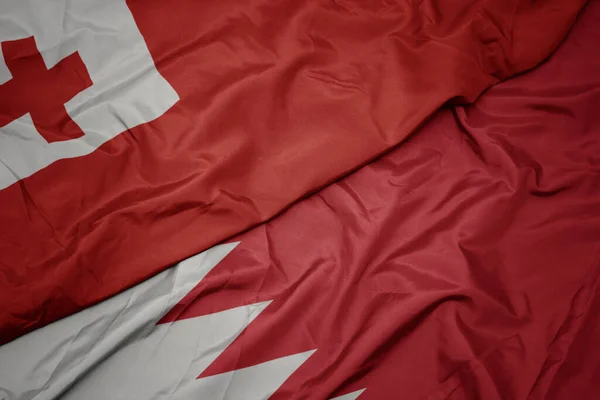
xmin=331 ymin=390 xmax=367 ymax=400
xmin=0 ymin=243 xmax=239 ymax=400
xmin=0 ymin=0 xmax=178 ymax=189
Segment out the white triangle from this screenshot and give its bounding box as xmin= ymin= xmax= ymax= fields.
xmin=330 ymin=388 xmax=366 ymax=400
xmin=174 ymin=350 xmax=316 ymax=400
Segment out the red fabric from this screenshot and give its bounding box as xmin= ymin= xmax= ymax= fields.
xmin=160 ymin=3 xmax=600 ymax=398
xmin=0 ymin=0 xmax=586 ymax=344
xmin=0 ymin=37 xmax=91 ymax=143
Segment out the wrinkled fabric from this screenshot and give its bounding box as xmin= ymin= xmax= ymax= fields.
xmin=0 ymin=244 xmax=243 ymax=400
xmin=1 ymin=2 xmax=598 ymax=398
xmin=157 ymin=4 xmax=600 ymax=398
xmin=0 ymin=0 xmax=587 ymax=344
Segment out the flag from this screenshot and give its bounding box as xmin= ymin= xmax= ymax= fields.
xmin=1 ymin=2 xmax=599 ymax=398
xmin=0 ymin=0 xmax=587 ymax=345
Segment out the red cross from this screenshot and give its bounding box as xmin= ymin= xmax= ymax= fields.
xmin=0 ymin=36 xmax=92 ymax=143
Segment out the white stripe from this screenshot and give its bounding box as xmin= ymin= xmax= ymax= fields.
xmin=62 ymin=301 xmax=272 ymax=400
xmin=175 ymin=351 xmax=316 ymax=400
xmin=0 ymin=243 xmax=239 ymax=400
